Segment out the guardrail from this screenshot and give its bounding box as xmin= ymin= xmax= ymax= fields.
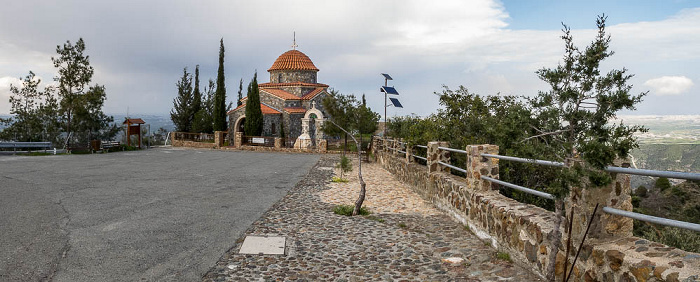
xmin=381 ymin=138 xmax=700 ymax=233
xmin=478 ymin=152 xmax=700 ymax=232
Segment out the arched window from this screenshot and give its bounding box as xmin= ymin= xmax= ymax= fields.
xmin=278 ymin=73 xmax=282 ymax=83
xmin=271 ymin=122 xmax=276 ymax=135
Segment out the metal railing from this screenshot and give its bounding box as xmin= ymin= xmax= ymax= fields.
xmin=479 ymin=153 xmax=700 ymax=232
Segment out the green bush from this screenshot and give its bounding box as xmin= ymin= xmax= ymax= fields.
xmin=656 ymin=177 xmax=672 ymax=191
xmin=496 ymin=252 xmax=512 ymax=262
xmin=333 ymin=204 xmax=370 ymax=216
xmin=636 ymin=186 xmax=648 ymax=197
xmin=631 ymin=195 xmax=641 ymax=208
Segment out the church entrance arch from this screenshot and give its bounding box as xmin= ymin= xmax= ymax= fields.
xmin=234 ymin=116 xmax=246 ymax=135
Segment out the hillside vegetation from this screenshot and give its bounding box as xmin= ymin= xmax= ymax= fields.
xmin=633 ymin=180 xmax=700 ymax=252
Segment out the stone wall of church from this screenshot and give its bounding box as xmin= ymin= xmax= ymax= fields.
xmin=280 ymin=86 xmax=317 ymax=97
xmin=270 ymin=70 xmax=317 ymax=84
xmin=285 ymin=100 xmax=302 ymax=108
xmin=263 ymin=114 xmax=282 ymax=137
xmin=259 ymin=93 xmax=285 ymax=111
xmin=287 ymin=113 xmax=304 ymax=140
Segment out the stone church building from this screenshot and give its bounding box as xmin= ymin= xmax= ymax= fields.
xmin=227 ymin=47 xmax=330 ymax=147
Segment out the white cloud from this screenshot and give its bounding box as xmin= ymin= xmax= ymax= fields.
xmin=644 ymin=76 xmax=694 ymax=95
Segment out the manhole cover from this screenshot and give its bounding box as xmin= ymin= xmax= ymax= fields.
xmin=239 ymin=236 xmax=286 ymax=255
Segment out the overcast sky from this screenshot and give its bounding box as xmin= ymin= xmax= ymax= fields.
xmin=1 ymin=0 xmax=698 ymax=118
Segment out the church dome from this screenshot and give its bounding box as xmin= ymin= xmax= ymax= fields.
xmin=268 ymin=50 xmax=319 ymax=72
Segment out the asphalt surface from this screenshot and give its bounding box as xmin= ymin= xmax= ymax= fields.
xmin=0 ymin=147 xmax=320 ymax=281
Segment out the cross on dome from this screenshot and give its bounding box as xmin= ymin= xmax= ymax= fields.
xmin=291 ymin=32 xmax=298 ymax=50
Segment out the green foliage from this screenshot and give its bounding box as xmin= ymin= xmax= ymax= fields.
xmin=237 ymin=78 xmax=243 ymax=107
xmin=333 ymin=205 xmax=370 ymax=216
xmin=530 ymin=15 xmax=646 ymax=198
xmin=337 ymin=155 xmax=353 ymax=179
xmin=496 ymin=252 xmax=512 ymax=262
xmin=52 ymin=38 xmax=117 ymax=146
xmin=634 ymin=221 xmax=700 ymax=253
xmin=213 ymin=38 xmax=227 ymax=131
xmin=322 ymin=90 xmax=380 ymax=153
xmin=631 ymin=195 xmax=641 ymax=208
xmin=397 ymin=222 xmax=408 ymax=229
xmin=0 ymin=71 xmax=61 ymax=144
xmin=656 ymin=177 xmax=671 ymax=191
xmin=192 ymin=79 xmax=216 ymax=133
xmin=171 ymin=67 xmax=193 ymax=132
xmin=636 ymin=186 xmax=648 ymax=197
xmin=191 ymin=65 xmax=202 ymax=127
xmin=244 ymin=72 xmax=263 ymax=136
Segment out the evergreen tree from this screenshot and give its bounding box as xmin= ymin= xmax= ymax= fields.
xmin=191 ymin=65 xmax=202 ymax=127
xmin=213 ymin=38 xmax=227 ymax=131
xmin=361 ymin=94 xmax=367 ymax=106
xmin=529 ymin=16 xmax=646 ymax=280
xmin=244 ymin=72 xmax=263 ymax=136
xmin=0 ymin=71 xmax=61 ymax=143
xmin=52 ymin=38 xmax=116 ymax=147
xmin=237 ymin=78 xmax=243 ymax=107
xmin=170 ymin=67 xmax=193 ymax=132
xmin=192 ymin=79 xmax=215 ymax=133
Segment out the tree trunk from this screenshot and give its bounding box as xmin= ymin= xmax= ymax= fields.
xmin=352 ymin=148 xmax=366 ymax=216
xmin=546 ymin=199 xmax=564 ymax=281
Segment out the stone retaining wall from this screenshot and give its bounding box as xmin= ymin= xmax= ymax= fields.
xmin=372 ymin=137 xmax=700 ymax=282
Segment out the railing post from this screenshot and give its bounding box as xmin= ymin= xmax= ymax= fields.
xmin=427 ymin=141 xmax=449 ymax=173
xmin=565 ymin=158 xmax=633 ymax=244
xmin=235 ymin=132 xmax=243 ymax=148
xmin=466 ymin=144 xmax=499 ymax=192
xmin=406 ymin=145 xmax=413 ymax=163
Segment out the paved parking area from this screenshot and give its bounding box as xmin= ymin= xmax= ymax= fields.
xmin=0 ymin=148 xmax=319 ymax=281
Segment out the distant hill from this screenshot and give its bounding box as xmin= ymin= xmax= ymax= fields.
xmin=629 ymin=144 xmax=700 ymax=188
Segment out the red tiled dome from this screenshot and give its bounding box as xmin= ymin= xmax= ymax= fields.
xmin=268 ymin=50 xmax=319 ymax=72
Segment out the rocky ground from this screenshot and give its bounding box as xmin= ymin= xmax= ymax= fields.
xmin=203 ymin=155 xmax=543 ymax=281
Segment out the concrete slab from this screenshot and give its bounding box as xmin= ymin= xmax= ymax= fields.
xmin=239 ymin=236 xmax=286 ymax=255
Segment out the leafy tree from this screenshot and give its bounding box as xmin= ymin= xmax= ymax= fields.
xmin=192 ymin=79 xmax=216 ymax=133
xmin=354 ymin=103 xmax=380 ymax=150
xmin=237 ymin=78 xmax=243 ymax=107
xmin=244 ymin=72 xmax=263 ymax=136
xmin=52 ymin=38 xmax=116 ymax=147
xmin=213 ymin=38 xmax=227 ymax=131
xmin=528 ymin=16 xmax=646 ymax=280
xmin=0 ymin=71 xmax=61 ymax=144
xmin=322 ymin=90 xmax=358 ymax=153
xmin=170 ymin=67 xmax=193 ymax=132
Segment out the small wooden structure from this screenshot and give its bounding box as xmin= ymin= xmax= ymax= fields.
xmin=123 ymin=118 xmax=146 ymax=148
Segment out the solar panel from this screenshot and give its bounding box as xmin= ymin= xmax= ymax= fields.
xmin=381 ymin=73 xmax=393 ymax=80
xmin=389 ymin=97 xmax=403 ymax=108
xmin=380 ymin=86 xmax=399 ymax=95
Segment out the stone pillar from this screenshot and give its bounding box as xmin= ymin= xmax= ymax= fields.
xmin=315 ymin=119 xmax=325 ymax=140
xmin=214 ymin=131 xmax=225 ymax=148
xmin=318 ymin=140 xmax=327 ymax=153
xmin=406 ymin=145 xmax=413 ymax=163
xmin=274 ymin=137 xmax=282 ymax=149
xmin=466 ymin=144 xmax=499 ymax=192
xmin=235 ymin=132 xmax=243 ymax=148
xmin=565 ymin=158 xmax=633 ymax=244
xmin=427 ymin=141 xmax=450 ymax=173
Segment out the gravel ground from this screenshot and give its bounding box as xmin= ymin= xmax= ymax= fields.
xmin=203 ymin=155 xmax=543 ymax=281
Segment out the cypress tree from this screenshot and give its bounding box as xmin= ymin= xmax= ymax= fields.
xmin=237 ymin=78 xmax=243 ymax=107
xmin=244 ymin=72 xmax=263 ymax=136
xmin=213 ymin=38 xmax=227 ymax=131
xmin=191 ymin=65 xmax=202 ymax=131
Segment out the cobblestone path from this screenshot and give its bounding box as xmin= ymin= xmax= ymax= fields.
xmin=203 ymin=156 xmax=543 ymax=281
